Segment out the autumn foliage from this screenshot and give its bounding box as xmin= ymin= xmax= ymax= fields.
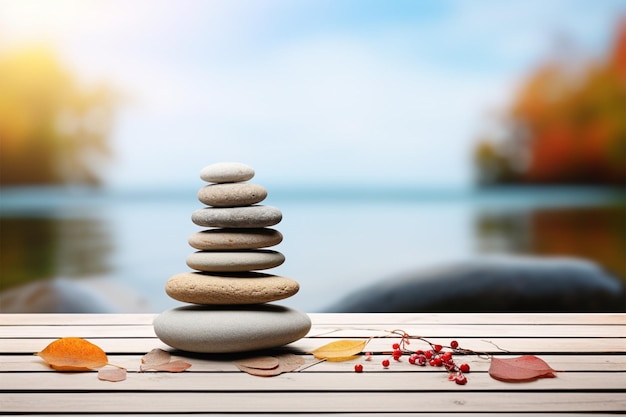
xmin=0 ymin=48 xmax=116 ymax=186
xmin=474 ymin=18 xmax=626 ymax=185
xmin=489 ymin=355 xmax=560 ymax=382
xmin=36 ymin=337 xmax=109 ymax=371
xmin=35 ymin=338 xmax=191 ymax=383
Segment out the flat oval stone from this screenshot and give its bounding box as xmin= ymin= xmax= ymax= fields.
xmin=186 ymin=250 xmax=285 ymax=272
xmin=200 ymin=162 xmax=254 ymax=183
xmin=153 ymin=304 xmax=312 ymax=353
xmin=165 ymin=272 xmax=299 ymax=304
xmin=192 ymin=206 xmax=282 ymax=228
xmin=197 ymin=183 xmax=267 ymax=207
xmin=188 ymin=228 xmax=283 ymax=250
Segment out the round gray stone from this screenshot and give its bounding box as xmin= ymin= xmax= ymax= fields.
xmin=153 ymin=304 xmax=312 ymax=353
xmin=165 ymin=271 xmax=299 ymax=304
xmin=197 ymin=183 xmax=267 ymax=207
xmin=200 ymin=162 xmax=254 ymax=183
xmin=186 ymin=250 xmax=285 ymax=272
xmin=188 ymin=228 xmax=283 ymax=250
xmin=192 ymin=206 xmax=282 ymax=228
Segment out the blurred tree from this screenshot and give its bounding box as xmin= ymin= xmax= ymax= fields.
xmin=474 ymin=19 xmax=626 ymax=185
xmin=0 ymin=47 xmax=115 ymax=186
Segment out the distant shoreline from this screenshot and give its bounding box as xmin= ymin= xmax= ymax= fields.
xmin=1 ymin=184 xmax=624 ymax=216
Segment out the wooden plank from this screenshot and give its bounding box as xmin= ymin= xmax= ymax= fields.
xmin=2 ymin=415 xmax=620 ymax=417
xmin=1 ymin=392 xmax=624 ymax=413
xmin=2 ymin=336 xmax=625 ymax=354
xmin=2 ymin=313 xmax=625 ymax=326
xmin=1 ymin=371 xmax=624 ymax=392
xmin=2 ymin=324 xmax=624 ymax=338
xmin=4 ymin=354 xmax=625 ymax=372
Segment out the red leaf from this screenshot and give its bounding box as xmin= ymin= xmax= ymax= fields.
xmin=489 ymin=355 xmax=560 ymax=382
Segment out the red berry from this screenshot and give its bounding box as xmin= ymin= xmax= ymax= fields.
xmin=382 ymin=359 xmax=390 ymax=368
xmin=408 ymin=356 xmax=416 ymax=365
xmin=442 ymin=352 xmax=453 ymax=362
xmin=433 ymin=344 xmax=443 ymax=352
xmin=433 ymin=357 xmax=443 ymax=367
xmin=444 ymin=361 xmax=456 ymax=371
xmin=392 ymin=342 xmax=400 ymax=350
xmin=459 ymin=363 xmax=470 ymax=373
xmin=424 ymin=350 xmax=433 ymax=359
xmin=454 ymin=374 xmax=468 ymax=385
xmin=392 ymin=349 xmax=402 ymax=360
xmin=450 ymin=340 xmax=459 ymax=349
xmin=354 ymin=363 xmax=363 ymax=373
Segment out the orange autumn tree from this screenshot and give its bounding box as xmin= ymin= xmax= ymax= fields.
xmin=474 ymin=19 xmax=626 ymax=185
xmin=0 ymin=47 xmax=116 ymax=186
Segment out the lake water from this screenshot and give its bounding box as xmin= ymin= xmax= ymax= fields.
xmin=1 ymin=185 xmax=624 ymax=313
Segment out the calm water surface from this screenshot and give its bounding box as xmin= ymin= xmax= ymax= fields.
xmin=1 ymin=186 xmax=624 ymax=312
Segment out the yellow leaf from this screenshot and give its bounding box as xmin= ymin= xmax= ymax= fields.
xmin=309 ymin=339 xmax=368 ymax=361
xmin=324 ymin=355 xmax=361 ymax=362
xmin=35 ymin=337 xmax=109 ymax=371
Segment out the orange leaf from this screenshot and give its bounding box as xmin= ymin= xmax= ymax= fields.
xmin=309 ymin=339 xmax=367 ymax=361
xmin=489 ymin=355 xmax=560 ymax=382
xmin=35 ymin=337 xmax=108 ymax=371
xmin=98 ymin=367 xmax=127 ymax=382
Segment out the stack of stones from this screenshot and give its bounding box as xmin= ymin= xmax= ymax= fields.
xmin=154 ymin=162 xmax=311 ymax=353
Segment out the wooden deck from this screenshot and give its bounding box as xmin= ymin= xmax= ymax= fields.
xmin=1 ymin=313 xmax=624 ymax=415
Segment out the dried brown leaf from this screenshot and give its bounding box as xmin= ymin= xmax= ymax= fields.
xmin=236 ymin=364 xmax=283 ymax=377
xmin=235 ymin=353 xmax=306 ymax=377
xmin=98 ymin=367 xmax=127 ymax=382
xmin=275 ymin=353 xmax=306 ymax=373
xmin=139 ymin=348 xmax=192 ymax=372
xmin=141 ymin=348 xmax=171 ymax=369
xmin=144 ymin=359 xmax=192 ymax=373
xmin=234 ymin=356 xmax=280 ymax=370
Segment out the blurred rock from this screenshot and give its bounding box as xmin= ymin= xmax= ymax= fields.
xmin=0 ymin=277 xmax=152 ymax=313
xmin=326 ymin=256 xmax=625 ymax=312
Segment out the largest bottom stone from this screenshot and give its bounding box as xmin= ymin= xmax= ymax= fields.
xmin=153 ymin=304 xmax=311 ymax=353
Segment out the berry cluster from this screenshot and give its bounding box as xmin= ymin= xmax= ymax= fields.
xmin=354 ymin=331 xmax=471 ymax=385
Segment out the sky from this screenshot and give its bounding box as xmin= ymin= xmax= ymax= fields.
xmin=0 ymin=0 xmax=624 ymax=188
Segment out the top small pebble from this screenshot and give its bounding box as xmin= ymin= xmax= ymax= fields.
xmin=200 ymin=162 xmax=255 ymax=183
